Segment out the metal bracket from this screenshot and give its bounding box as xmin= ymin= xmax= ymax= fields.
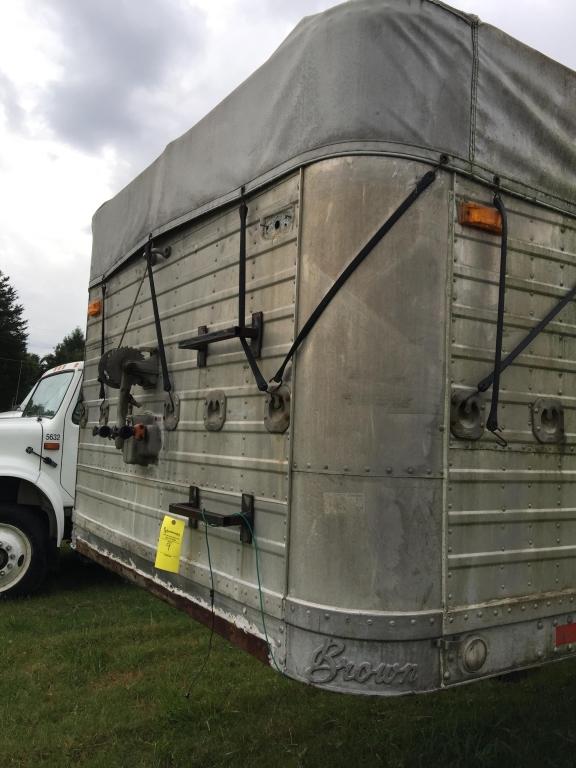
xmin=178 ymin=312 xmax=263 ymax=368
xmin=169 ymin=486 xmax=254 ymax=544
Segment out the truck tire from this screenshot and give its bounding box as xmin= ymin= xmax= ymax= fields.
xmin=0 ymin=504 xmax=49 ymax=597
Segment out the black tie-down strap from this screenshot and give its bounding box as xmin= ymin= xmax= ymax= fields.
xmin=236 ymin=156 xmax=448 ymax=391
xmin=270 ymin=157 xmax=447 ymax=386
xmin=98 ymin=283 xmax=107 ymax=400
xmin=481 ymin=192 xmax=508 ymax=444
xmin=145 ymin=239 xmax=174 ymax=405
xmin=467 ymin=192 xmax=576 ymax=446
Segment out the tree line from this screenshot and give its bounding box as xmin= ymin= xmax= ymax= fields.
xmin=0 ymin=269 xmax=85 ymax=411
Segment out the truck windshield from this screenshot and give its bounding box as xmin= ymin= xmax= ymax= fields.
xmin=23 ymin=372 xmax=74 ymax=418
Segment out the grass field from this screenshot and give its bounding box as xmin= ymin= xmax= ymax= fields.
xmin=1 ymin=548 xmax=575 ymax=768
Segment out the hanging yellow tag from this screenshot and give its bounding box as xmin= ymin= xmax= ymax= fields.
xmin=155 ymin=515 xmax=186 ymax=573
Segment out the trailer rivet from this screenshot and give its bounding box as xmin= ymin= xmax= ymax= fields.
xmin=429 ymin=618 xmax=435 ymax=624
xmin=324 ymin=613 xmax=330 ymax=620
xmin=537 ymin=621 xmax=543 ymax=629
xmin=477 ymin=611 xmax=483 ymax=618
xmin=367 ymin=619 xmax=373 ymax=626
xmin=389 ymin=620 xmax=395 ymax=627
xmin=443 ymin=672 xmax=451 ymax=680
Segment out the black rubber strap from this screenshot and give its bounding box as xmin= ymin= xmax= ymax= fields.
xmin=478 ymin=281 xmax=576 ymax=394
xmin=271 ymin=158 xmax=446 ymax=385
xmin=98 ymin=283 xmax=107 ymax=400
xmin=237 ymin=196 xmax=270 ymax=392
xmin=145 ymin=239 xmax=172 ymax=399
xmin=484 ymin=193 xmax=507 ymax=442
xmin=240 ymin=336 xmax=268 ymax=392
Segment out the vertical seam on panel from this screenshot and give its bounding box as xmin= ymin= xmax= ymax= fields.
xmin=469 ymin=17 xmax=479 ymax=164
xmin=283 ymin=167 xmax=304 ymax=606
xmin=442 ymin=180 xmax=457 ymax=635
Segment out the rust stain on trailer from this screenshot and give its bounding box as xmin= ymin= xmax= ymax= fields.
xmin=75 ymin=539 xmax=270 ymax=665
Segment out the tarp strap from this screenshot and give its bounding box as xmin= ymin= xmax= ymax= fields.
xmin=145 ymin=239 xmax=173 ymax=404
xmin=237 ymin=194 xmax=270 ymax=392
xmin=98 ymin=283 xmax=107 ymax=400
xmin=481 ymin=192 xmax=508 ymax=446
xmin=477 ymin=273 xmax=576 ymax=398
xmin=270 ymin=155 xmax=448 ymax=387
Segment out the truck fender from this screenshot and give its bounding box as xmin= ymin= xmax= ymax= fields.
xmin=0 ymin=470 xmax=65 ymax=547
xmin=33 ymin=472 xmax=66 ymax=545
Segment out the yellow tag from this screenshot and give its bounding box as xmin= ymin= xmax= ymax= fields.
xmin=155 ymin=515 xmax=186 ymax=573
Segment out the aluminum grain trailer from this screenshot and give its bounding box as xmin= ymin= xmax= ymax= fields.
xmin=73 ymin=0 xmax=576 ymax=695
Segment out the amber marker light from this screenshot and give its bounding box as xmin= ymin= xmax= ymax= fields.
xmin=43 ymin=442 xmax=60 ymax=451
xmin=458 ymin=201 xmax=503 ymax=235
xmin=88 ymin=299 xmax=102 ymax=317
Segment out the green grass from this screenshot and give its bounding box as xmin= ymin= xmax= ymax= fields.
xmin=1 ymin=549 xmax=575 ymax=768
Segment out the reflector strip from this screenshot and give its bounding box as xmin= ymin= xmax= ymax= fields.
xmin=43 ymin=442 xmax=60 ymax=451
xmin=555 ymin=622 xmax=576 ymax=646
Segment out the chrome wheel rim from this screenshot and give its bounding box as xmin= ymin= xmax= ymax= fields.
xmin=0 ymin=524 xmax=32 ymax=592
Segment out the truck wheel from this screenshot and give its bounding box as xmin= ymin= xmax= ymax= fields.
xmin=0 ymin=505 xmax=48 ymax=597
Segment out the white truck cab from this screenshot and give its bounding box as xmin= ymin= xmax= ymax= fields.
xmin=0 ymin=361 xmax=83 ymax=596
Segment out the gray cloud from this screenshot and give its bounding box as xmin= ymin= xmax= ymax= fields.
xmin=247 ymin=0 xmax=335 ymax=23
xmin=0 ymin=71 xmax=24 ymax=131
xmin=38 ymin=0 xmax=206 ymax=155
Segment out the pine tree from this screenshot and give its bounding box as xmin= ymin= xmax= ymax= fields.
xmin=0 ymin=270 xmax=29 ymax=410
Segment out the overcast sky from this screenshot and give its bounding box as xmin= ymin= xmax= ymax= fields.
xmin=0 ymin=0 xmax=575 ymax=357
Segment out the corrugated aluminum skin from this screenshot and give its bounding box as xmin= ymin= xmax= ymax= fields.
xmin=448 ymin=175 xmax=576 ymax=634
xmin=75 ymin=157 xmax=576 ymax=695
xmin=76 ymin=175 xmax=301 ymax=647
xmin=75 ymin=0 xmax=576 ymax=696
xmin=90 ymin=0 xmax=576 ymax=286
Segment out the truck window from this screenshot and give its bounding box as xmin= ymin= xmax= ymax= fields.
xmin=71 ymin=391 xmax=85 ymax=425
xmin=23 ymin=372 xmax=74 ymax=419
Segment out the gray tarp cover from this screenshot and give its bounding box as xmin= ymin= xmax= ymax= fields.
xmin=91 ymin=0 xmax=576 ymax=285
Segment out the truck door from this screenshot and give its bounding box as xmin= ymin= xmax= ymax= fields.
xmin=22 ymin=370 xmax=76 ymax=500
xmin=0 ymin=416 xmax=43 ymax=481
xmin=59 ymin=377 xmax=82 ymax=499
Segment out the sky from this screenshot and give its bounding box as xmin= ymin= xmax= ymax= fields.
xmin=0 ymin=0 xmax=575 ymax=358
